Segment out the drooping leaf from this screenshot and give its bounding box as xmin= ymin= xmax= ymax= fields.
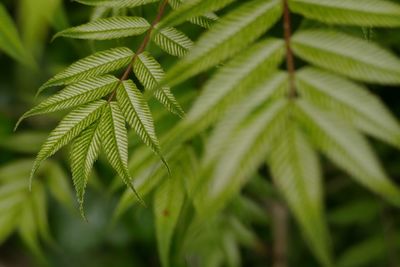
xmin=152 ymin=26 xmax=193 ymax=57
xmin=30 ymin=100 xmax=106 ymax=188
xmin=295 ymin=100 xmax=400 ymax=206
xmin=162 ymin=0 xmax=283 ymax=88
xmin=70 ymin=121 xmax=102 ymax=218
xmin=291 ymin=30 xmax=400 ymax=85
xmin=181 ymin=39 xmax=285 ymax=137
xmin=160 ymin=0 xmax=233 ymax=28
xmin=196 ymin=99 xmax=288 ymax=217
xmin=17 ymin=75 xmax=119 ymax=129
xmin=289 ymin=0 xmax=400 ymax=27
xmin=100 ymin=102 xmax=143 ymax=203
xmin=117 ymin=80 xmax=165 ymax=163
xmin=0 ymin=3 xmax=34 ymax=67
xmin=296 ymin=67 xmax=400 ymax=148
xmin=75 ymin=0 xmax=159 ymax=8
xmin=268 ymin=125 xmax=332 ymax=267
xmin=154 ymin=177 xmax=184 ymax=267
xmin=38 ymin=47 xmax=134 ymax=94
xmin=203 ymin=72 xmax=287 ymax=168
xmin=54 ymin=16 xmax=150 ymax=40
xmin=133 ymin=52 xmax=184 ymax=116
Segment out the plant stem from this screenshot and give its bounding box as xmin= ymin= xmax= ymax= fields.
xmin=282 ymin=0 xmax=296 ymax=99
xmin=271 ymin=201 xmax=289 ymax=267
xmin=107 ymin=0 xmax=169 ymax=102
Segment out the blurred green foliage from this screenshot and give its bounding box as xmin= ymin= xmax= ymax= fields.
xmin=0 ymin=1 xmax=400 ymax=267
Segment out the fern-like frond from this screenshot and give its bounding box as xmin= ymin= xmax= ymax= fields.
xmin=154 ymin=177 xmax=184 ymax=267
xmin=153 ymin=26 xmax=193 ymax=57
xmin=116 ymin=80 xmax=164 ymax=163
xmin=196 ymin=99 xmax=288 ymax=217
xmin=99 ymin=102 xmax=143 ymax=203
xmin=38 ymin=47 xmax=134 ymax=94
xmin=297 ymin=67 xmax=400 ymax=148
xmin=30 ymin=100 xmax=106 ymax=189
xmin=133 ymin=52 xmax=184 ymax=116
xmin=295 ymin=100 xmax=400 ymax=206
xmin=162 ymin=0 xmax=283 ymax=88
xmin=182 ymin=39 xmax=285 ymax=136
xmin=160 ymin=0 xmax=233 ymax=28
xmin=70 ymin=120 xmax=102 ymax=219
xmin=268 ymin=125 xmax=332 ymax=267
xmin=75 ymin=0 xmax=159 ymax=8
xmin=291 ymin=30 xmax=400 ymax=85
xmin=203 ymin=72 xmax=288 ymax=168
xmin=289 ymin=0 xmax=400 ymax=27
xmin=54 ymin=16 xmax=150 ymax=40
xmin=17 ymin=75 xmax=119 ymax=128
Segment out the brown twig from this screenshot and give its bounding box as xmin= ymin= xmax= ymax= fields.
xmin=107 ymin=0 xmax=169 ymax=102
xmin=270 ymin=201 xmax=289 ymax=267
xmin=283 ymin=0 xmax=296 ymax=99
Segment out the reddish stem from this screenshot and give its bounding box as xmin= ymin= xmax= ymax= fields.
xmin=283 ymin=0 xmax=296 ymax=99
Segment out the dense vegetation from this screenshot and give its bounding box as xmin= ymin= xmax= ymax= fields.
xmin=1 ymin=0 xmax=400 ymax=266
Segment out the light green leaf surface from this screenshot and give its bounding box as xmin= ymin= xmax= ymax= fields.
xmin=30 ymin=100 xmax=106 ymax=188
xmin=100 ymin=102 xmax=143 ymax=203
xmin=295 ymin=100 xmax=400 ymax=206
xmin=163 ymin=0 xmax=283 ymax=88
xmin=292 ymin=30 xmax=400 ymax=85
xmin=17 ymin=75 xmax=119 ymax=129
xmin=160 ymin=0 xmax=233 ymax=28
xmin=153 ymin=26 xmax=193 ymax=57
xmin=133 ymin=52 xmax=184 ymax=116
xmin=268 ymin=125 xmax=332 ymax=267
xmin=38 ymin=47 xmax=134 ymax=94
xmin=54 ymin=16 xmax=150 ymax=40
xmin=71 ymin=121 xmax=102 ymax=218
xmin=181 ymin=39 xmax=285 ymax=136
xmin=297 ymin=67 xmax=400 ymax=148
xmin=289 ymin=0 xmax=400 ymax=27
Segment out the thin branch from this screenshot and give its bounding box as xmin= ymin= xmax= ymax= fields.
xmin=270 ymin=201 xmax=289 ymax=267
xmin=283 ymin=0 xmax=296 ymax=99
xmin=108 ymin=0 xmax=169 ymax=102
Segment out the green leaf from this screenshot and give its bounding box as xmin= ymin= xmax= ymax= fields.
xmin=133 ymin=52 xmax=184 ymax=116
xmin=54 ymin=16 xmax=150 ymax=40
xmin=152 ymin=26 xmax=193 ymax=57
xmin=30 ymin=100 xmax=106 ymax=188
xmin=117 ymin=80 xmax=166 ymax=165
xmin=154 ymin=177 xmax=184 ymax=267
xmin=38 ymin=47 xmax=134 ymax=94
xmin=196 ymin=100 xmax=288 ymax=217
xmin=17 ymin=75 xmax=119 ymax=129
xmin=292 ymin=30 xmax=400 ymax=85
xmin=168 ymin=0 xmax=218 ymax=29
xmin=163 ymin=0 xmax=283 ymax=88
xmin=100 ymin=102 xmax=143 ymax=203
xmin=181 ymin=39 xmax=285 ymax=137
xmin=71 ymin=120 xmax=102 ymax=218
xmin=75 ymin=0 xmax=159 ymax=8
xmin=268 ymin=125 xmax=332 ymax=267
xmin=289 ymin=0 xmax=400 ymax=27
xmin=296 ymin=67 xmax=400 ymax=148
xmin=0 ymin=3 xmax=34 ymax=67
xmin=160 ymin=0 xmax=233 ymax=28
xmin=203 ymin=72 xmax=287 ymax=168
xmin=295 ymin=100 xmax=400 ymax=206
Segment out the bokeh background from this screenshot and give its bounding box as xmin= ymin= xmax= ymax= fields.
xmin=1 ymin=0 xmax=400 ymax=266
